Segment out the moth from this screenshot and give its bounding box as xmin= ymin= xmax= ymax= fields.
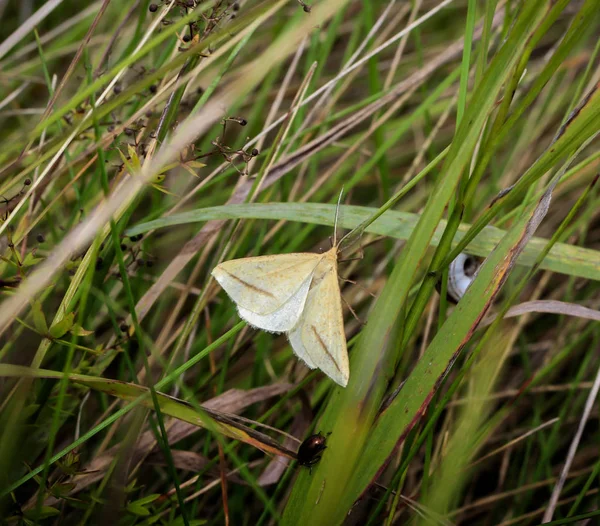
xmin=211 ymin=205 xmax=349 ymax=387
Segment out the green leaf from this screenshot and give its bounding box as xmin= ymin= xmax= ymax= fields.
xmin=69 ymin=324 xmax=94 ymax=337
xmin=126 ymin=502 xmax=151 ymax=516
xmin=170 ymin=518 xmax=207 ymax=526
xmin=132 ymin=493 xmax=161 ymax=506
xmin=49 ymin=312 xmax=75 ymax=339
xmin=30 ymin=299 xmax=48 ymax=335
xmin=50 ymin=482 xmax=77 ymax=497
xmin=20 ymin=404 xmax=40 ymax=419
xmin=150 ymin=182 xmax=178 ymax=196
xmin=117 ymin=146 xmax=138 ymax=173
xmin=126 ymin=203 xmax=600 ymax=282
xmin=126 ymin=144 xmax=141 ymax=171
xmin=21 ymin=252 xmax=44 ymax=268
xmin=24 ymin=506 xmax=60 ymax=519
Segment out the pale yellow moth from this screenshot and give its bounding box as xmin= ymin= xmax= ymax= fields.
xmin=211 ymin=200 xmax=349 ymax=387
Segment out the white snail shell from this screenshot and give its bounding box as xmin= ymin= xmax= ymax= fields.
xmin=447 ymin=253 xmax=480 ymax=303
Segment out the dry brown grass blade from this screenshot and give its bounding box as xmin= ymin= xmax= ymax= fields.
xmin=0 ymin=3 xmax=101 ymax=67
xmin=0 ymin=0 xmax=64 ymax=60
xmin=498 ymin=489 xmax=599 ymax=526
xmin=542 ymin=362 xmax=600 ymax=522
xmin=94 ymin=0 xmax=141 ymax=73
xmin=257 ymin=405 xmax=312 ymax=486
xmin=451 ymin=467 xmax=595 ymax=519
xmin=30 ymin=382 xmax=291 ymax=508
xmin=291 ymin=0 xmax=404 ymax=142
xmin=40 ymin=0 xmax=112 ymax=120
xmin=447 ymin=382 xmax=597 ymax=406
xmin=470 ymin=417 xmax=560 ymax=467
xmin=147 ymin=450 xmax=246 ymax=486
xmin=481 ymin=299 xmax=600 ymax=328
xmin=248 ymin=36 xmax=308 ymax=174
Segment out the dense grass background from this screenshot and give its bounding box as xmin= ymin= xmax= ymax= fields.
xmin=0 ymin=0 xmax=600 ymax=524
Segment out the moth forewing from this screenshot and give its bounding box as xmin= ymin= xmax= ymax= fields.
xmin=288 ymin=247 xmax=349 ymax=387
xmin=237 ymin=269 xmax=315 ymax=332
xmin=211 ymin=253 xmax=322 ymax=320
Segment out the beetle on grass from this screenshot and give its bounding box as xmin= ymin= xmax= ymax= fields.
xmin=297 ymin=433 xmax=328 ymax=473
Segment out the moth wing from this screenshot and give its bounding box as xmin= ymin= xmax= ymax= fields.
xmin=212 ymin=253 xmax=321 ymax=317
xmin=237 ymin=271 xmax=314 ymax=332
xmin=288 ymin=260 xmax=349 ymax=387
xmin=287 ymin=310 xmax=318 ymax=371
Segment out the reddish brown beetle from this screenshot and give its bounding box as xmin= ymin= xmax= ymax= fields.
xmin=297 ymin=433 xmax=327 ymax=472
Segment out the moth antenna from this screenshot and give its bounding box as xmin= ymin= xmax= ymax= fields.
xmin=333 ymin=188 xmax=344 ymax=247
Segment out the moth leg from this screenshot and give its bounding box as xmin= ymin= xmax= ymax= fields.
xmin=341 ymin=294 xmax=364 ymax=326
xmin=339 ymin=276 xmax=377 ymax=298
